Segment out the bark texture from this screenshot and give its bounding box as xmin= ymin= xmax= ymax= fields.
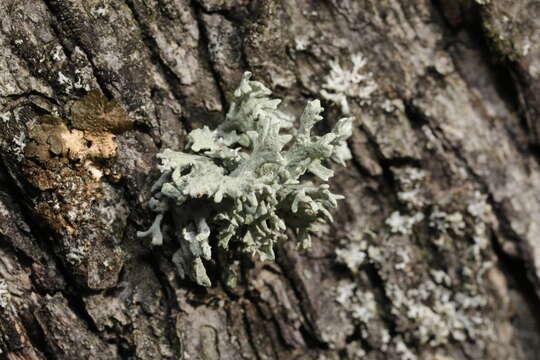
xmin=1 ymin=0 xmax=540 ymax=359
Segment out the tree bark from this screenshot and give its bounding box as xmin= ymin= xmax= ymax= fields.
xmin=1 ymin=0 xmax=540 ymax=359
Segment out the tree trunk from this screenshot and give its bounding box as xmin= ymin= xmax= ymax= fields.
xmin=1 ymin=0 xmax=540 ymax=359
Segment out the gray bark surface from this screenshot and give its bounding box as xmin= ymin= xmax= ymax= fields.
xmin=0 ymin=0 xmax=540 ymax=359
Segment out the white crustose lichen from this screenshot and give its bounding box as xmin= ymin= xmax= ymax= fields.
xmin=0 ymin=279 xmax=11 ymax=308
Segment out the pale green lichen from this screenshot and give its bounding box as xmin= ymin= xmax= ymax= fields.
xmin=139 ymin=72 xmax=353 ymax=287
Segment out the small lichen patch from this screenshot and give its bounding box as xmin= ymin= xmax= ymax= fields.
xmin=12 ymin=132 xmax=26 ymax=161
xmin=294 ymin=37 xmax=309 ymax=51
xmin=394 ymin=337 xmax=417 ymax=360
xmin=51 ymin=45 xmax=65 ymax=62
xmin=334 ymin=280 xmax=381 ymax=345
xmin=336 ymin=181 xmax=499 ymax=354
xmin=393 ymin=166 xmax=427 ymax=209
xmin=0 ymin=112 xmax=10 ymax=123
xmin=0 ymin=279 xmax=11 ymax=308
xmin=429 ymin=207 xmax=465 ymax=235
xmin=335 ymin=238 xmax=367 ymax=274
xmin=91 ymin=4 xmax=109 ymax=17
xmin=386 ymin=211 xmax=425 ymax=235
xmin=320 ymin=53 xmax=378 ymax=114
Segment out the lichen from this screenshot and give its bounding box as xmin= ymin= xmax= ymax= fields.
xmin=335 ymin=239 xmax=367 ymax=274
xmin=429 ymin=207 xmax=465 ymax=235
xmin=385 ymin=211 xmax=425 ymax=235
xmin=0 ymin=279 xmax=10 ymax=308
xmin=5 ymin=91 xmax=133 ymax=289
xmin=393 ymin=167 xmax=427 ymax=209
xmin=335 ymin=181 xmax=498 ymax=353
xmin=320 ymin=53 xmax=378 ymax=115
xmin=335 ymin=281 xmax=377 ymax=324
xmin=12 ymin=132 xmax=26 ymax=161
xmin=139 ymin=71 xmax=353 ymax=287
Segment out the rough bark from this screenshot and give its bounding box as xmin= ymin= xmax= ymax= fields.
xmin=1 ymin=0 xmax=540 ymax=359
